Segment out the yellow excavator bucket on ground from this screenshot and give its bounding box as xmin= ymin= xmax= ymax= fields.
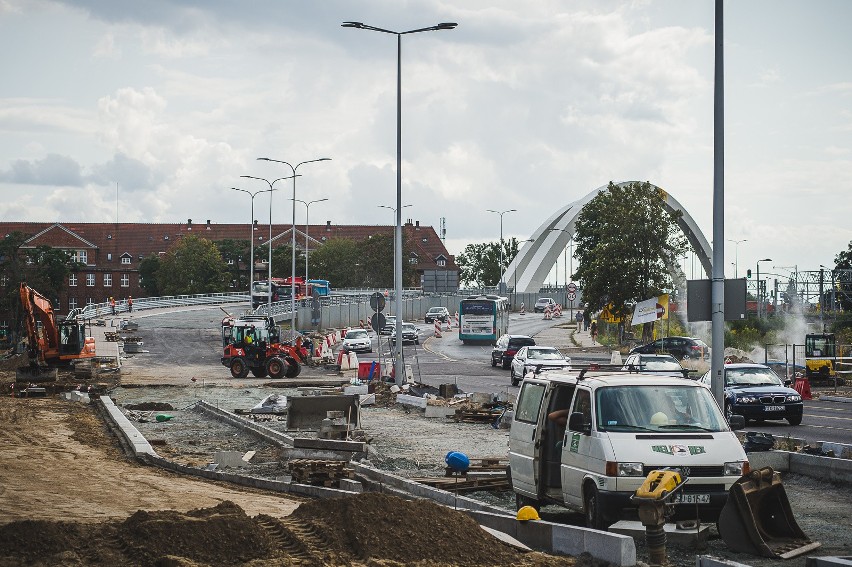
xmin=718 ymin=467 xmax=820 ymax=559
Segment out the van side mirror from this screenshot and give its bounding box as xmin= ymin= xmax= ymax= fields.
xmin=568 ymin=412 xmax=591 ymax=435
xmin=728 ymin=414 xmax=746 ymax=431
xmin=784 ymin=379 xmax=792 ymax=386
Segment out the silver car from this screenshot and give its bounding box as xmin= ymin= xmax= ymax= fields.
xmin=342 ymin=329 xmax=372 ymax=353
xmin=510 ymin=346 xmax=571 ymax=386
xmin=622 ymin=353 xmax=688 ymax=378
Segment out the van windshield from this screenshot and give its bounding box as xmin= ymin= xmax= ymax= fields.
xmin=595 ymin=385 xmax=727 ymax=432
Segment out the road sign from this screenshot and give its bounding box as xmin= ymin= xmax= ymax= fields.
xmin=567 ymin=292 xmax=577 ymax=301
xmin=370 ymin=312 xmax=386 ymax=333
xmin=370 ymin=292 xmax=386 ymax=312
xmin=567 ymin=282 xmax=577 ymax=293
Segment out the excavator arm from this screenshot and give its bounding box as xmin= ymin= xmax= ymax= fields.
xmin=20 ymin=283 xmax=59 ymax=364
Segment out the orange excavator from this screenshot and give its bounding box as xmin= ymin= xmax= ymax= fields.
xmin=17 ymin=282 xmax=96 ymax=381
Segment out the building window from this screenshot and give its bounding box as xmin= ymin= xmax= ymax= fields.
xmin=78 ymin=250 xmax=88 ymax=264
xmin=87 ymin=297 xmax=95 ymax=305
xmin=409 ymin=257 xmax=417 ymax=264
xmin=86 ymin=273 xmax=95 ymax=287
xmin=437 ymin=259 xmax=446 ymax=267
xmin=68 ymin=298 xmax=78 ymax=311
xmin=121 ymin=256 xmax=131 ymax=265
xmin=104 ymin=273 xmax=112 ymax=287
xmin=69 ymin=274 xmax=78 ymax=287
xmin=107 ymin=253 xmax=112 ymax=261
xmin=121 ymin=274 xmax=130 ymax=287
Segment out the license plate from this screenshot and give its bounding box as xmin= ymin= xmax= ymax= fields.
xmin=675 ymin=493 xmax=710 ymax=504
xmin=765 ymin=405 xmax=784 ymax=411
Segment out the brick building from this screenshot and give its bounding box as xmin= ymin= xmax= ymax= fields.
xmin=0 ymin=219 xmax=458 ymax=316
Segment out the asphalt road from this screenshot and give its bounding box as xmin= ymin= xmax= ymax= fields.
xmin=126 ymin=306 xmax=852 ymax=446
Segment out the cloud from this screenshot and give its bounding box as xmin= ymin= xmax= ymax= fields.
xmin=0 ymin=153 xmax=83 ymax=186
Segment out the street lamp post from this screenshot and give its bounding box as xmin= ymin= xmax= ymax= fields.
xmin=231 ymin=186 xmax=275 ymax=310
xmin=292 ymin=197 xmax=328 ymax=283
xmin=256 ymin=158 xmax=331 ymax=325
xmin=240 ymin=174 xmax=299 ymax=312
xmin=756 ymin=258 xmax=772 ymax=318
xmin=487 ymin=209 xmax=516 ymax=292
xmin=343 ymin=19 xmax=457 ymax=386
xmin=727 ymin=239 xmax=747 ymax=278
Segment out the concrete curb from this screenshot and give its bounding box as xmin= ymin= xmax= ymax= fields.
xmin=98 ymin=395 xmax=157 ymax=457
xmin=805 ymin=557 xmax=852 ymax=566
xmin=746 ymin=450 xmax=852 ymax=484
xmin=819 ymin=396 xmax=852 ymax=404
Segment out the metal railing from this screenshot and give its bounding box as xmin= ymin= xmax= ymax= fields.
xmin=79 ymin=292 xmax=248 ymax=319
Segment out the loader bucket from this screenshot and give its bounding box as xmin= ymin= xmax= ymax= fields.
xmin=718 ymin=467 xmax=820 ymax=559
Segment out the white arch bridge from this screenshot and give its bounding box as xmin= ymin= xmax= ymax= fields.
xmin=504 ymin=181 xmax=713 ymax=293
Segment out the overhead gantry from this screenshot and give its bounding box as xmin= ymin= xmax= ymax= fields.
xmin=503 ymin=181 xmax=713 ymax=293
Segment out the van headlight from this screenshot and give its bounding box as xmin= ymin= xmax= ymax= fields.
xmin=613 ymin=462 xmax=644 ymax=477
xmin=787 ymin=394 xmax=801 ymax=402
xmin=724 ymin=461 xmax=749 ymax=476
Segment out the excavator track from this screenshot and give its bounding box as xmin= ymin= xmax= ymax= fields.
xmin=257 ymin=515 xmax=325 ymax=566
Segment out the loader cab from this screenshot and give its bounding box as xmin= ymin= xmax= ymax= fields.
xmin=805 ymin=333 xmax=836 ymax=379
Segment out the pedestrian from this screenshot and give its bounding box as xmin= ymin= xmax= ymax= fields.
xmin=575 ymin=310 xmax=583 ymax=330
xmin=590 ymin=320 xmax=598 ymax=345
xmin=583 ymin=309 xmax=591 ymax=331
xmin=109 ymin=296 xmax=116 ymax=315
xmin=127 ymin=296 xmax=133 ymax=313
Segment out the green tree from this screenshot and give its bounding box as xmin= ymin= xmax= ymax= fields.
xmin=308 ymin=238 xmax=360 ymax=288
xmin=457 ymin=238 xmax=521 ymax=287
xmin=573 ymin=181 xmax=688 ymax=326
xmin=139 ymin=254 xmax=162 ymax=296
xmin=0 ymin=232 xmax=29 ymax=327
xmin=24 ymin=245 xmax=78 ymax=300
xmin=216 ymin=238 xmax=250 ymax=289
xmin=834 ymin=240 xmax=852 ymax=311
xmin=156 ymin=235 xmax=230 ymax=295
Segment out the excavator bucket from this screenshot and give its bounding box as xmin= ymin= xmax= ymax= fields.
xmin=15 ymin=365 xmax=58 ymax=383
xmin=718 ymin=467 xmax=820 ymax=559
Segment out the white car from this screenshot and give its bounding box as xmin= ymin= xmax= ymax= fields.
xmin=342 ymin=329 xmax=372 ymax=353
xmin=621 ymin=353 xmax=688 ymax=378
xmin=510 ymin=346 xmax=572 ymax=386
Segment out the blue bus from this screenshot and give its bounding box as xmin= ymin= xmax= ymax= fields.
xmin=459 ymin=295 xmax=509 ymax=344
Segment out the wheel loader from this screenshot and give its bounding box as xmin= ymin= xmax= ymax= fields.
xmin=220 ymin=315 xmax=306 ymax=379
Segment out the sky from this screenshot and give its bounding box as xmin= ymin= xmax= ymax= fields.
xmin=1 ymin=0 xmax=850 ymax=286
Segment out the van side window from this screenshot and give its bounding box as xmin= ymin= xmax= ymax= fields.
xmin=516 ymin=383 xmax=546 ymax=423
xmin=569 ymin=389 xmax=592 ymax=431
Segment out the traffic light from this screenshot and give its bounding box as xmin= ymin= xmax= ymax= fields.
xmin=746 ymin=269 xmax=752 ymax=279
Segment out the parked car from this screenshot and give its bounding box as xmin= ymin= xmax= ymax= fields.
xmin=699 ymin=363 xmax=803 ymax=425
xmin=510 ymin=346 xmax=572 ymax=386
xmin=622 ymin=353 xmax=688 ymax=378
xmin=630 ymin=336 xmax=710 ymax=360
xmin=389 ymin=322 xmax=420 ymax=345
xmin=380 ymin=316 xmax=397 ymax=336
xmin=341 ymin=328 xmax=372 ymax=353
xmin=534 ymin=297 xmax=557 ymax=313
xmin=425 ymin=306 xmax=450 ymax=324
xmin=491 ymin=334 xmax=536 ymax=369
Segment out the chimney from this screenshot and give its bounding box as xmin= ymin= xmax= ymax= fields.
xmin=186 ymin=218 xmax=192 ymax=230
xmin=206 ymin=219 xmax=211 ymax=230
xmin=326 ymin=220 xmax=331 ymax=231
xmin=415 ymin=220 xmax=420 ymax=229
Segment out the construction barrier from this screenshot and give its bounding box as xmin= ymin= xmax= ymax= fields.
xmin=454 ymin=312 xmax=460 ymax=327
xmin=519 ymin=303 xmax=525 ymax=315
xmin=544 ymin=305 xmax=552 ymax=320
xmin=444 ymin=318 xmax=452 ymax=332
xmin=793 ymin=376 xmax=812 ymax=400
xmin=554 ymin=304 xmax=563 ymax=317
xmin=348 ymin=351 xmax=359 ymax=370
xmin=434 ymin=320 xmax=442 ymax=338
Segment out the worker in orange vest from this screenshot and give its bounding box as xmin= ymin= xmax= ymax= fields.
xmin=109 ymin=297 xmax=116 ymax=315
xmin=127 ymin=296 xmax=133 ymax=313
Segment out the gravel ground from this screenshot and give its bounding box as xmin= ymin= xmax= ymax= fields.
xmin=113 ymin=384 xmax=852 ymax=567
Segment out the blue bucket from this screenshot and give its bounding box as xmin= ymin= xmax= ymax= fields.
xmin=445 ymin=451 xmax=470 ymax=472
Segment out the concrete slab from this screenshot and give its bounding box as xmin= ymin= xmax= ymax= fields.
xmin=609 ymin=520 xmax=711 ymax=548
xmin=396 ymin=394 xmax=427 ymax=408
xmin=805 ymin=558 xmax=852 ymax=566
xmin=696 ymin=557 xmax=755 ymax=567
xmin=746 ymin=450 xmax=791 ymax=472
xmin=213 ymin=451 xmax=249 ymax=468
xmin=425 ymin=405 xmax=456 ymax=418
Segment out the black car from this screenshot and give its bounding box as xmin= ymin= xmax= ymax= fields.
xmin=491 ymin=334 xmax=536 ymax=369
xmin=389 ymin=323 xmax=420 ymax=345
xmin=425 ymin=306 xmax=450 ymax=323
xmin=700 ymin=363 xmax=803 ymax=425
xmin=630 ymin=336 xmax=709 ymax=360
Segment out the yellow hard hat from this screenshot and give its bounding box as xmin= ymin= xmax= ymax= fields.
xmin=650 ymin=412 xmax=669 ymax=425
xmin=516 ymin=505 xmax=540 ymax=521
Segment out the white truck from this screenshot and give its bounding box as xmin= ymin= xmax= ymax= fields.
xmin=509 ymin=370 xmax=748 ymax=529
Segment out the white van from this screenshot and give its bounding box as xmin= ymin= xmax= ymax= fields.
xmin=509 ymin=370 xmax=748 ymax=529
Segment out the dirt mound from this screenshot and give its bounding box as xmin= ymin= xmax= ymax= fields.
xmin=0 ymin=496 xmax=580 ymax=566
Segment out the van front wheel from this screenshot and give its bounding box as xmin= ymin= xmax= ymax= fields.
xmin=584 ymin=484 xmax=609 ymax=530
